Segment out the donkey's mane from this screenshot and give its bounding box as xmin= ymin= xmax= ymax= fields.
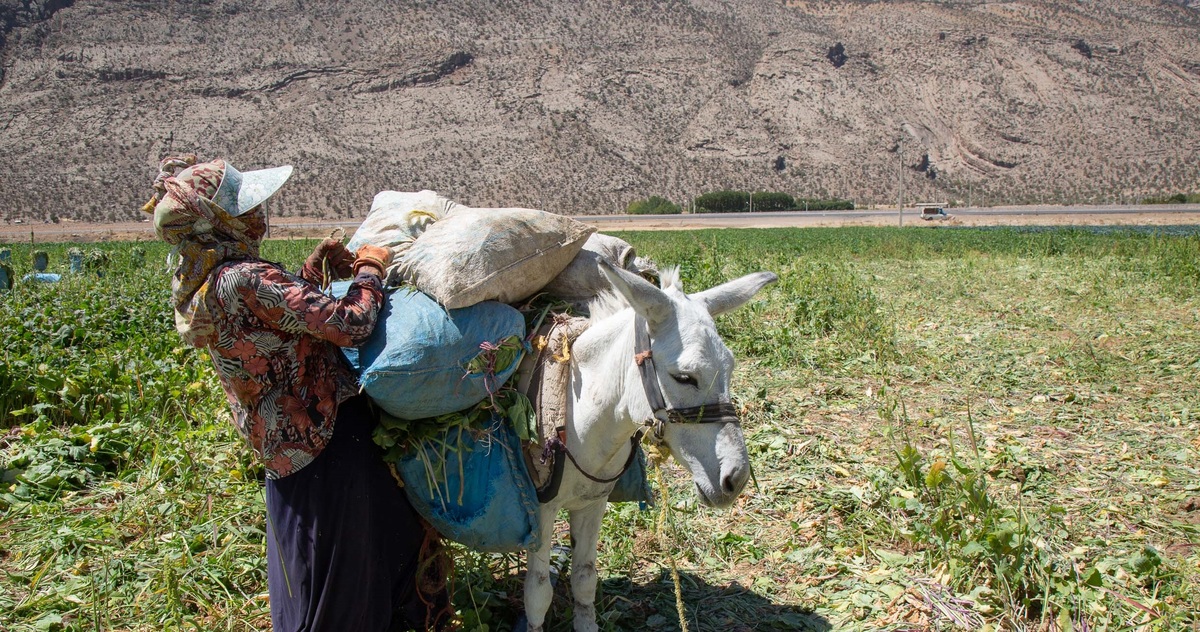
xmin=587 ymin=266 xmax=682 ymax=322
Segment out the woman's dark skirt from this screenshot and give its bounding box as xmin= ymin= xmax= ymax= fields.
xmin=265 ymin=395 xmax=448 ymax=631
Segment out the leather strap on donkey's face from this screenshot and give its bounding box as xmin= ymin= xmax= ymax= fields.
xmin=633 ymin=314 xmax=741 ymax=445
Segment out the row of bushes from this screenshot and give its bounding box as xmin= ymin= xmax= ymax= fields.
xmin=625 ymin=190 xmax=854 ymax=215
xmin=625 ymin=196 xmax=681 ymax=215
xmin=1141 ymin=193 xmax=1200 ymax=204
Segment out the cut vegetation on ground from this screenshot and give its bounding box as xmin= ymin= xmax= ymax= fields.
xmin=2 ymin=227 xmax=1199 ymax=631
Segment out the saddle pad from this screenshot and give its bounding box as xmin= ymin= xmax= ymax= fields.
xmin=516 ymin=313 xmax=653 ymax=505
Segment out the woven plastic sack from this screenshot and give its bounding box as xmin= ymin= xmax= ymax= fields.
xmin=394 ymin=412 xmax=541 ymax=552
xmin=542 ymin=233 xmax=662 ymax=301
xmin=397 ymin=207 xmax=595 ymax=309
xmin=332 ymin=282 xmax=526 ymax=420
xmin=347 ymin=190 xmax=466 ymax=267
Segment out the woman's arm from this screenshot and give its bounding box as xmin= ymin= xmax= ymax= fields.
xmin=223 ymin=262 xmax=385 ymax=347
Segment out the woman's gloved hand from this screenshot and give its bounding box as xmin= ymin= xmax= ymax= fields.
xmin=306 ymin=239 xmax=356 ymax=280
xmin=352 ymin=245 xmax=393 ymax=278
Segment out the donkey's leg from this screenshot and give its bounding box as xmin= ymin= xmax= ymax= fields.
xmin=523 ymin=504 xmax=560 ymax=632
xmin=567 ymin=501 xmax=607 ymax=632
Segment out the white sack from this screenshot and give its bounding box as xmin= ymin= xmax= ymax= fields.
xmin=347 ymin=190 xmax=466 ymax=258
xmin=541 ymin=233 xmax=655 ymax=301
xmin=397 ymin=206 xmax=595 ymax=309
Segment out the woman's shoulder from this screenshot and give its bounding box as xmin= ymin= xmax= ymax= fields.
xmin=213 ymin=259 xmax=289 ymax=288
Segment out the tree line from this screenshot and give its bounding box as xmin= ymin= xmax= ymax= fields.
xmin=625 ymin=190 xmax=854 ymax=215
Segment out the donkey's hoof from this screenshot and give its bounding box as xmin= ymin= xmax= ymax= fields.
xmin=513 ymin=612 xmax=539 ymax=632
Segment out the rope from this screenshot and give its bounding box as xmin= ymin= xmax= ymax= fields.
xmin=651 ymin=458 xmax=690 ymax=632
xmin=551 ymin=433 xmax=640 ymax=484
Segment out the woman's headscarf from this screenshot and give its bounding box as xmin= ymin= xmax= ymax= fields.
xmin=147 ymin=155 xmax=268 ymax=347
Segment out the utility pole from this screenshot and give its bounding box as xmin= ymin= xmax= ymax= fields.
xmin=897 ymin=133 xmax=904 ymax=227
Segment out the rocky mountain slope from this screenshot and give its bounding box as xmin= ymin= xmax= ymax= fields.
xmin=1 ymin=0 xmax=1198 ymax=221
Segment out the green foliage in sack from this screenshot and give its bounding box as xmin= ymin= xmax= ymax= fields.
xmin=466 ymin=335 xmax=524 ymax=377
xmin=372 ymin=385 xmax=536 ymax=516
xmin=372 ymin=387 xmax=537 ymax=465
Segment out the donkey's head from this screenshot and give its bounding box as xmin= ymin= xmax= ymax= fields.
xmin=599 ymin=262 xmax=776 ymax=508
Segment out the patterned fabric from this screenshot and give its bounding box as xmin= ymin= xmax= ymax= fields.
xmin=207 ymin=261 xmax=384 ymax=478
xmin=150 ymin=156 xmax=269 ymax=347
xmin=148 ymin=154 xmax=385 ymax=477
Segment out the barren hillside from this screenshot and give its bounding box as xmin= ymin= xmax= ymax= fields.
xmin=1 ymin=0 xmax=1198 ymax=221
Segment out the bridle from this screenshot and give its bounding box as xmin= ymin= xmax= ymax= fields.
xmin=547 ymin=312 xmax=741 ymax=491
xmin=633 ymin=314 xmax=741 ymax=446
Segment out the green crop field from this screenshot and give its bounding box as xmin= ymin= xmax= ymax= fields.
xmin=2 ymin=227 xmax=1199 ymax=631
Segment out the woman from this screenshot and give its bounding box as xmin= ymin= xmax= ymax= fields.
xmin=147 ymin=155 xmax=449 ymax=631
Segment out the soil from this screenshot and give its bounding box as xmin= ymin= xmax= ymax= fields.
xmin=3 ymin=0 xmax=1199 ymax=219
xmin=2 ymin=208 xmax=1197 ymax=244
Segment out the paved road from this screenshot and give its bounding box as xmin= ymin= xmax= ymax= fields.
xmin=275 ymin=204 xmax=1200 ymax=231
xmin=575 ymin=204 xmax=1200 ymax=230
xmin=5 ymin=205 xmax=1200 ymax=241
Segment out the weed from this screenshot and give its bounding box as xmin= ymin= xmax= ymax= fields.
xmin=2 ymin=229 xmax=1199 ymax=630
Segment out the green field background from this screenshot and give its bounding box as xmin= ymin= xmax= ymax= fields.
xmin=2 ymin=227 xmax=1199 ymax=631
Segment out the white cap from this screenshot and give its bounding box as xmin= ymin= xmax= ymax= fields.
xmin=211 ymin=163 xmax=294 ymax=217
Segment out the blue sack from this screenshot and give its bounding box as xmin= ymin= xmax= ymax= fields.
xmin=332 ymin=282 xmax=525 ymax=419
xmin=393 ymin=412 xmax=541 ymax=552
xmin=608 ymin=443 xmax=654 ymax=505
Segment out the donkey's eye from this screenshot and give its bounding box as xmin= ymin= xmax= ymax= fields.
xmin=671 ymin=374 xmax=698 ymax=387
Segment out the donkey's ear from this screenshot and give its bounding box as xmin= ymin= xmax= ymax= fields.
xmin=598 ymin=259 xmax=674 ymax=325
xmin=691 ymin=271 xmax=778 ymax=317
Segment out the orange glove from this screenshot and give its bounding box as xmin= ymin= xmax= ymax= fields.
xmin=352 ymin=244 xmax=393 ymax=278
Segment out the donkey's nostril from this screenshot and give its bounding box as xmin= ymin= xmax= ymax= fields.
xmin=721 ymin=464 xmax=749 ymax=495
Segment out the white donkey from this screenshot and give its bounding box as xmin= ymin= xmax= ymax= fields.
xmin=522 ymin=261 xmax=777 ymax=632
